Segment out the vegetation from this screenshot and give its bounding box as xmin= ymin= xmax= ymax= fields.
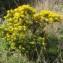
xmin=0 ymin=4 xmax=63 ymax=63
xmin=0 ymin=0 xmax=63 ymax=63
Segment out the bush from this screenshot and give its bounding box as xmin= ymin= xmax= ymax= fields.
xmin=0 ymin=5 xmax=63 ymax=62
xmin=0 ymin=5 xmax=45 ymax=61
xmin=34 ymin=10 xmax=62 ymax=24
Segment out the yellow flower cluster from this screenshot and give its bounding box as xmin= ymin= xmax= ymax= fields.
xmin=4 ymin=5 xmax=36 ymax=19
xmin=2 ymin=5 xmax=36 ymax=49
xmin=34 ymin=10 xmax=61 ymax=23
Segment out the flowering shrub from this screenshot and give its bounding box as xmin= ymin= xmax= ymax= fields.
xmin=34 ymin=10 xmax=62 ymax=24
xmin=0 ymin=5 xmax=63 ymax=61
xmin=0 ymin=5 xmax=45 ymax=60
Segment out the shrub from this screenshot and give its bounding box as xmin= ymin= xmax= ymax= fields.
xmin=0 ymin=5 xmax=63 ymax=62
xmin=0 ymin=5 xmax=45 ymax=61
xmin=34 ymin=10 xmax=62 ymax=24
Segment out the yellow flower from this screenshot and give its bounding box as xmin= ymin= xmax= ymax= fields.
xmin=14 ymin=8 xmax=18 ymax=12
xmin=14 ymin=27 xmax=18 ymax=31
xmin=40 ymin=10 xmax=50 ymax=16
xmin=49 ymin=11 xmax=59 ymax=17
xmin=14 ymin=12 xmax=20 ymax=18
